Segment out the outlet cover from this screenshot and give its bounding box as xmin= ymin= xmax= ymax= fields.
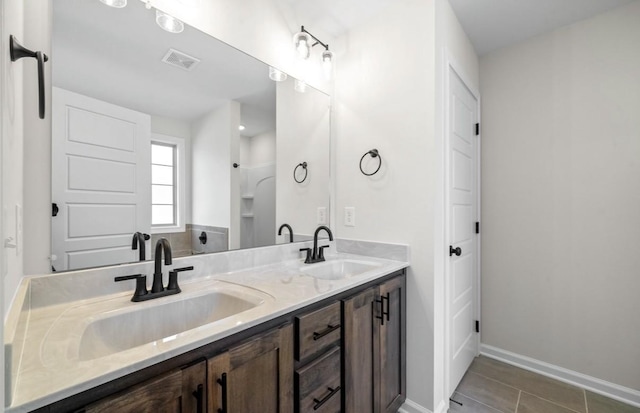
xmin=317 ymin=207 xmax=327 ymax=225
xmin=344 ymin=207 xmax=355 ymax=227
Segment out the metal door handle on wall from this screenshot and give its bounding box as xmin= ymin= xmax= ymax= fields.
xmin=10 ymin=35 xmax=49 ymax=119
xmin=449 ymin=246 xmax=462 ymax=256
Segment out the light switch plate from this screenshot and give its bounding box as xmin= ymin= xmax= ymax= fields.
xmin=344 ymin=207 xmax=355 ymax=227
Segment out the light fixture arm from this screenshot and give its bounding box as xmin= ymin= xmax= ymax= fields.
xmin=300 ymin=26 xmax=330 ymax=51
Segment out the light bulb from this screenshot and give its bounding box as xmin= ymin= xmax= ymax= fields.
xmin=293 ymin=32 xmax=311 ymax=60
xmin=99 ymin=0 xmax=127 ymax=8
xmin=238 ymin=125 xmax=246 ymax=131
xmin=269 ymin=67 xmax=288 ymax=82
xmin=322 ymin=50 xmax=334 ymax=80
xmin=156 ymin=10 xmax=184 ymax=34
xmin=294 ymin=79 xmax=307 ymax=93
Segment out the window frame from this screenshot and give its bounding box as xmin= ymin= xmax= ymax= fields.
xmin=150 ymin=133 xmax=186 ymax=234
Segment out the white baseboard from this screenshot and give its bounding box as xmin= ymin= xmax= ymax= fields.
xmin=481 ymin=344 xmax=640 ymax=408
xmin=398 ymin=398 xmax=433 ymax=413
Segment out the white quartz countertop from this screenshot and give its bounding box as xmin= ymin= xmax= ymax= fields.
xmin=6 ymin=250 xmax=408 ymax=412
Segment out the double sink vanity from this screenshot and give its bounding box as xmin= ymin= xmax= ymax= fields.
xmin=4 ymin=238 xmax=409 ymax=412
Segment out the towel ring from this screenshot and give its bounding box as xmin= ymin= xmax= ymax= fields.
xmin=359 ymin=149 xmax=382 ymax=176
xmin=294 ymin=162 xmax=308 ymax=183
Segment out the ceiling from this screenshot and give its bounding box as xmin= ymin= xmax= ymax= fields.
xmin=445 ymin=0 xmax=636 ymax=55
xmin=53 ymin=0 xmax=277 ymax=137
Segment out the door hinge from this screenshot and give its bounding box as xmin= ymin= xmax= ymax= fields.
xmin=475 ymin=222 xmax=480 ymax=234
xmin=475 ymin=320 xmax=480 ymax=333
xmin=475 ymin=123 xmax=480 ymax=136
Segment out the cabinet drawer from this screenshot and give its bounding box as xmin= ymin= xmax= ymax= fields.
xmin=295 ymin=301 xmax=341 ymax=361
xmin=295 ymin=346 xmax=341 ymax=413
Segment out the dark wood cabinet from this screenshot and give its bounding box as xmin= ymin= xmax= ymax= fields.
xmin=82 ymin=361 xmax=206 ymax=413
xmin=44 ymin=270 xmax=405 ymax=413
xmin=376 ymin=276 xmax=406 ymax=413
xmin=208 ymin=324 xmax=294 ymax=413
xmin=343 ymin=274 xmax=406 ymax=413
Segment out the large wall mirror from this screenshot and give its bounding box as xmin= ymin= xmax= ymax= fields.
xmin=51 ymin=0 xmax=331 ymax=272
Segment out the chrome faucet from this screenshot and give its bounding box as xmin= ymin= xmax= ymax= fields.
xmin=152 ymin=238 xmax=172 ymax=293
xmin=131 ymin=232 xmax=149 ymax=261
xmin=278 ymin=223 xmax=294 ymax=243
xmin=301 ymin=225 xmax=334 ymax=264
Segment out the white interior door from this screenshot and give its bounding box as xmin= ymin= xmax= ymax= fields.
xmin=52 ymin=87 xmax=151 ymax=271
xmin=447 ymin=68 xmax=479 ymax=394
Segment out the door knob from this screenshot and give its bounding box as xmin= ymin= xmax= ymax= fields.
xmin=449 ymin=246 xmax=462 ymax=257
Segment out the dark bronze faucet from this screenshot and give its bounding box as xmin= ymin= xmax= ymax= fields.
xmin=152 ymin=238 xmax=172 ymax=293
xmin=278 ymin=223 xmax=294 ymax=243
xmin=131 ymin=232 xmax=149 ymax=261
xmin=300 ymin=225 xmax=334 ymax=264
xmin=115 ymin=237 xmax=194 ymax=302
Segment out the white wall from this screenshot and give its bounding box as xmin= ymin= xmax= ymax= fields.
xmin=334 ymin=0 xmax=437 ymax=409
xmin=242 ymin=131 xmax=276 ymax=167
xmin=0 ymin=1 xmax=7 ymax=406
xmin=480 ymin=1 xmax=640 ymax=391
xmin=2 ymin=0 xmax=26 ymax=315
xmin=191 ymin=101 xmax=241 ymax=247
xmin=276 ymin=77 xmax=330 ymax=237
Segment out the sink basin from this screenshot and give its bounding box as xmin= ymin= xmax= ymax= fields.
xmin=300 ymin=259 xmax=381 ymax=280
xmin=77 ymin=286 xmax=267 ymax=360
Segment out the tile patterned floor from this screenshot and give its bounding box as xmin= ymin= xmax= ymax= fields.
xmin=450 ymin=356 xmax=640 ymax=413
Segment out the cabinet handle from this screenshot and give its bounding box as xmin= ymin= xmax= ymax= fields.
xmin=313 ymin=386 xmax=341 ymax=410
xmin=375 ymin=293 xmax=390 ymax=325
xmin=192 ymin=384 xmax=204 ymax=413
xmin=217 ymin=373 xmax=227 ymax=413
xmin=312 ymin=324 xmax=341 ymax=340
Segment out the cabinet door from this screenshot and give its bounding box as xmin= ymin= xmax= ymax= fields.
xmin=343 ymin=287 xmax=377 ymax=413
xmin=84 ymin=361 xmax=206 ymax=413
xmin=208 ymin=324 xmax=294 ymax=413
xmin=376 ymin=275 xmax=406 ymax=413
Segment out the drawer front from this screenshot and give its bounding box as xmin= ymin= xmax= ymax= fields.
xmin=296 ymin=346 xmax=341 ymax=413
xmin=295 ymin=301 xmax=341 ymax=361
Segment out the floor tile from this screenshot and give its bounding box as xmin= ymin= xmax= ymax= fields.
xmin=585 ymin=391 xmax=640 ymax=413
xmin=517 ymin=392 xmax=580 ymax=413
xmin=456 ymin=371 xmax=519 ymax=412
xmin=469 ymin=356 xmax=586 ymax=413
xmin=449 ymin=392 xmax=506 ymax=413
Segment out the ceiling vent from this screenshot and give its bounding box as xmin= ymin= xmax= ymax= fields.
xmin=161 ymin=48 xmax=200 ymax=71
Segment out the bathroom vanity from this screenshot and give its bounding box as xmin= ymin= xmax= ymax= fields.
xmin=4 ymin=240 xmax=408 ymax=413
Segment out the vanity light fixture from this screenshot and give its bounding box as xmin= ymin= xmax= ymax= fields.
xmin=99 ymin=0 xmax=127 ymax=8
xmin=293 ymin=26 xmax=334 ymax=79
xmin=269 ymin=66 xmax=288 ymax=82
xmin=156 ymin=10 xmax=184 ymax=33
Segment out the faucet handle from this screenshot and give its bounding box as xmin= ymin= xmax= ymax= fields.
xmin=299 ymin=248 xmax=312 ymax=263
xmin=167 ymin=266 xmax=193 ymax=291
xmin=115 ymin=274 xmax=148 ymax=301
xmin=318 ymin=245 xmax=330 ymax=261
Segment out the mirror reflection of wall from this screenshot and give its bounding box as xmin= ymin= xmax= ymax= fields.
xmin=50 ymin=0 xmax=329 ymax=272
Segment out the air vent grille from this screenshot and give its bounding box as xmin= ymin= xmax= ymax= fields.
xmin=161 ymin=48 xmax=200 ymax=71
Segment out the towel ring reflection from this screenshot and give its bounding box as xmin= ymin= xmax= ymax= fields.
xmin=294 ymin=162 xmax=308 ymax=183
xmin=359 ymin=149 xmax=382 ymax=176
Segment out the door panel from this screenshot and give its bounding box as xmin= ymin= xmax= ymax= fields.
xmin=51 ymin=87 xmax=151 ymax=271
xmin=448 ymin=68 xmax=479 ymax=394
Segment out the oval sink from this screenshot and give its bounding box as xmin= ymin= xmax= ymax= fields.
xmin=300 ymin=259 xmax=381 ymax=280
xmin=76 ymin=286 xmax=268 ymax=361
